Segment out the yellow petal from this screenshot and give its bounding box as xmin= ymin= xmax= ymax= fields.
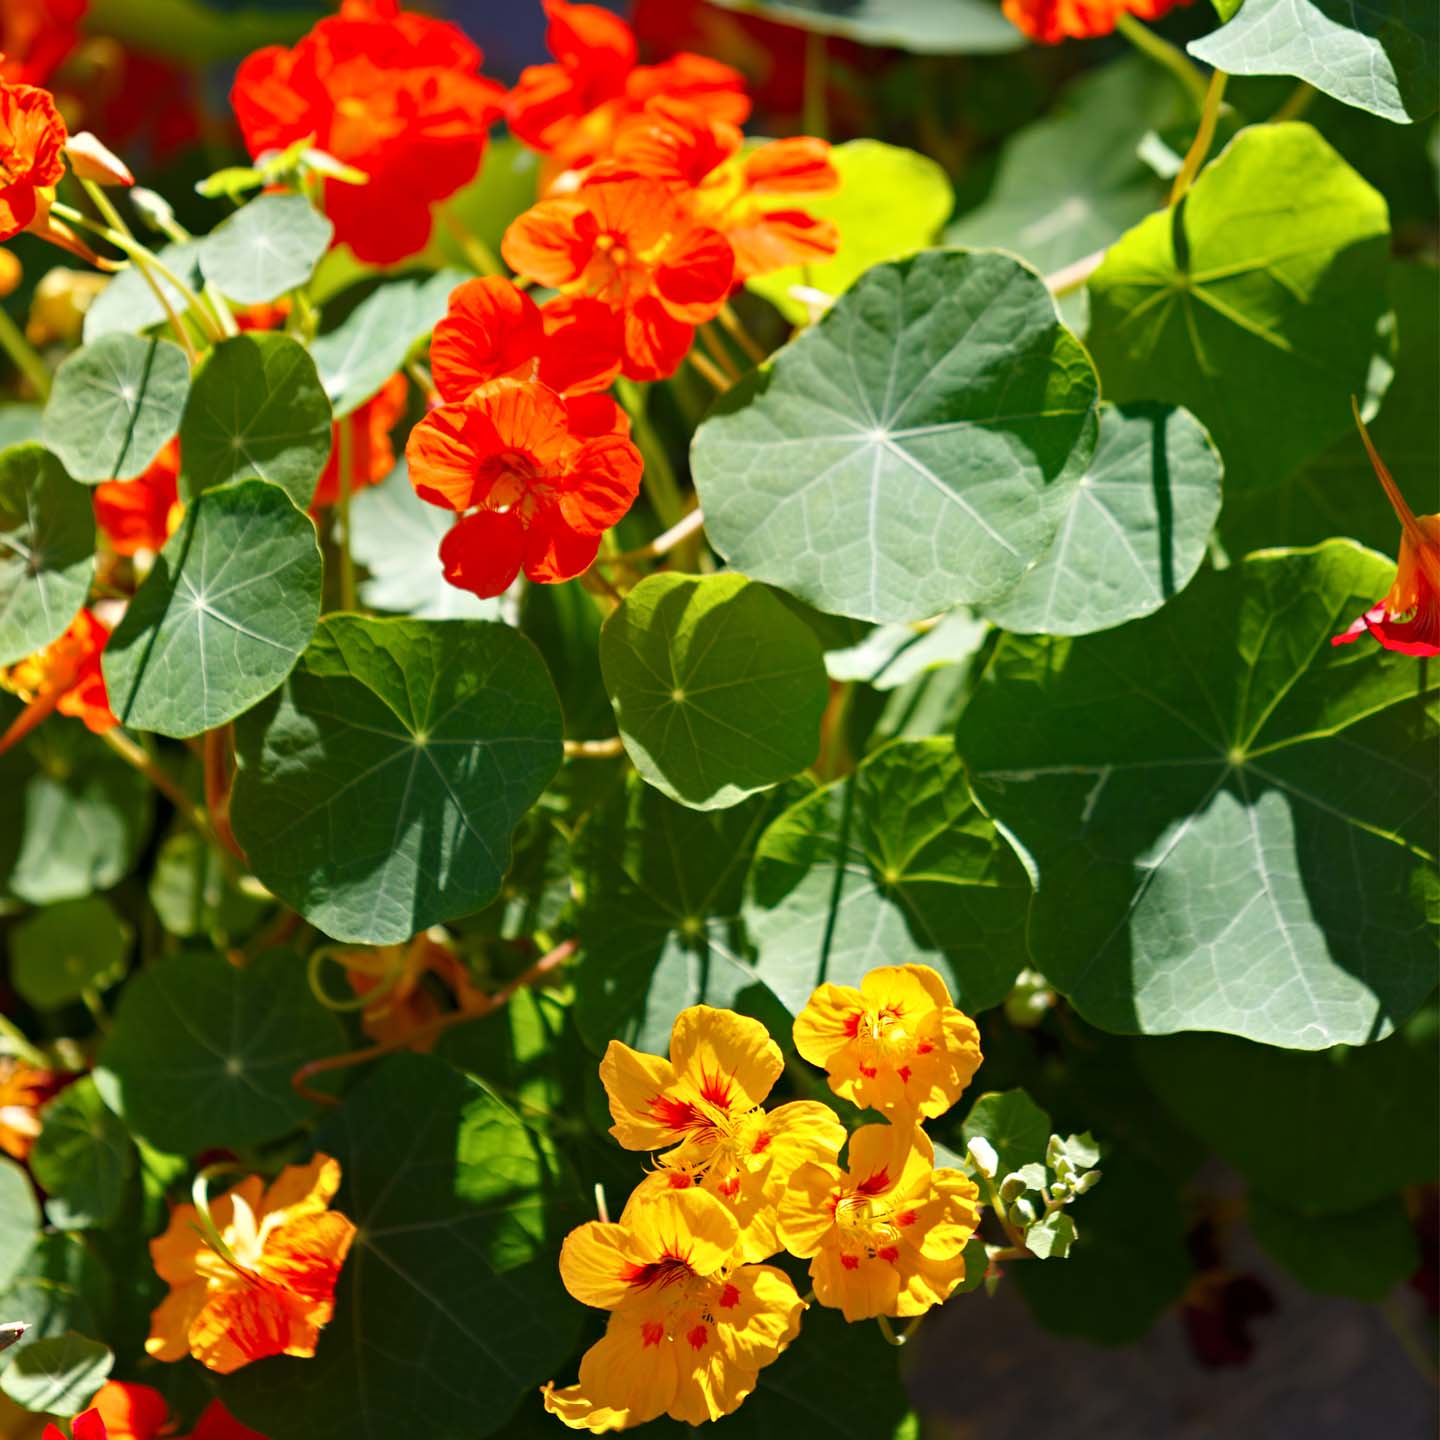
xmin=558 ymin=1221 xmax=650 ymax=1311
xmin=811 ymin=1244 xmax=899 ymax=1322
xmin=844 ymin=1122 xmax=932 ymax=1196
xmin=545 ymin=1311 xmax=680 ymax=1430
xmin=711 ymin=1264 xmax=803 ymax=1370
xmin=775 ymin=1160 xmax=840 ymax=1259
xmin=792 ymin=982 xmax=864 ymax=1068
xmin=623 ymin=1188 xmax=740 ymax=1278
xmin=144 ymin=1281 xmax=207 ymax=1363
xmin=258 ymin=1154 xmax=343 ymax=1226
xmin=860 ymin=963 xmax=949 ymax=1014
xmin=598 ymin=1039 xmax=681 ymax=1151
xmin=668 ymin=1005 xmax=782 ymax=1113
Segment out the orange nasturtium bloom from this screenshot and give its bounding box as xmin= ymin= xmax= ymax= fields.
xmin=1332 ymin=406 xmax=1440 ymax=658
xmin=93 ymin=437 xmax=182 ymax=556
xmin=1 ymin=0 xmax=87 ymax=88
xmin=85 ymin=1380 xmax=266 ymax=1440
xmin=793 ymin=963 xmax=982 ymax=1119
xmin=778 ymin=1123 xmax=981 ymax=1322
xmin=147 ymin=1155 xmax=357 ymax=1375
xmin=0 ymin=607 xmax=118 ymax=757
xmin=337 ymin=930 xmax=486 ymax=1049
xmin=0 ymin=1056 xmax=55 ymax=1161
xmin=543 ymin=1188 xmax=803 ymax=1430
xmin=1003 ymin=0 xmax=1190 ymax=43
xmin=600 ymin=1005 xmax=846 ymax=1262
xmin=311 ymin=372 xmax=409 ymax=511
xmin=502 ymin=168 xmax=735 ymax=381
xmin=0 ymin=75 xmax=67 ymax=241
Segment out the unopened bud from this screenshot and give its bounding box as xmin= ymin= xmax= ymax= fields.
xmin=130 ymin=187 xmax=175 ymax=234
xmin=0 ymin=1322 xmax=25 ymax=1355
xmin=998 ymin=1172 xmax=1028 ymax=1203
xmin=966 ymin=1136 xmax=998 ymax=1179
xmin=1007 ymin=1198 xmax=1036 ymax=1229
xmin=65 ymin=132 xmax=134 ymax=187
xmin=1050 ymin=1180 xmax=1071 ymax=1201
xmin=1075 ymin=1169 xmax=1102 ymax=1194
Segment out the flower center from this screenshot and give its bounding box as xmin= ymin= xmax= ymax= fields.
xmin=834 ymin=1191 xmax=902 ymax=1261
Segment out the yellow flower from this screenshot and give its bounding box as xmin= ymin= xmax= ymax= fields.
xmin=146 ymin=1155 xmax=356 ymax=1375
xmin=599 ymin=1005 xmax=845 ymax=1260
xmin=544 ymin=1188 xmax=802 ymax=1431
xmin=793 ymin=964 xmax=981 ymax=1119
xmin=777 ymin=1122 xmax=980 ymax=1322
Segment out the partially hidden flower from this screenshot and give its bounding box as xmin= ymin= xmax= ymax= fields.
xmin=793 ymin=963 xmax=981 ymax=1119
xmin=1002 ymin=0 xmax=1190 ymax=44
xmin=338 ymin=929 xmax=486 ymax=1049
xmin=94 ymin=437 xmax=182 ymax=556
xmin=232 ymin=0 xmax=505 ymax=264
xmin=0 ymin=1055 xmax=56 ymax=1161
xmin=600 ymin=1005 xmax=846 ymax=1262
xmin=406 ymin=379 xmax=643 ymax=597
xmin=311 ymin=372 xmax=408 ymax=510
xmin=502 ymin=168 xmax=733 ymax=380
xmin=1332 ymin=405 xmax=1440 ymax=657
xmin=508 ymin=0 xmax=748 ymax=178
xmin=0 ymin=607 xmax=117 ymax=757
xmin=0 ymin=0 xmax=87 ymax=88
xmin=543 ymin=1187 xmax=802 ymax=1430
xmin=146 ymin=1154 xmax=357 ymax=1375
xmin=777 ymin=1122 xmax=981 ymax=1321
xmin=0 ymin=76 xmax=66 ymax=239
xmin=25 ymin=266 xmax=107 ymax=345
xmin=86 ymin=1380 xmax=267 ymax=1440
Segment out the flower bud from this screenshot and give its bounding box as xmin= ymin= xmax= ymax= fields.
xmin=65 ymin=132 xmax=134 ymax=187
xmin=966 ymin=1136 xmax=998 ymax=1179
xmin=130 ymin=187 xmax=175 ymax=234
xmin=1007 ymin=1198 xmax=1036 ymax=1229
xmin=998 ymin=1172 xmax=1028 ymax=1203
xmin=1074 ymin=1169 xmax=1102 ymax=1194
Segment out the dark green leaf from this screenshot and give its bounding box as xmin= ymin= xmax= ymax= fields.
xmin=29 ymin=1079 xmax=134 ymax=1231
xmin=0 ymin=1234 xmax=109 ymax=1344
xmin=0 ymin=1333 xmax=111 ymax=1416
xmin=147 ymin=828 xmax=269 ymax=942
xmin=199 ymin=193 xmax=334 ymax=304
xmin=10 ymin=896 xmax=128 ymax=1009
xmin=1249 ymin=1193 xmax=1419 ymax=1299
xmin=960 ymin=1088 xmax=1053 ymax=1174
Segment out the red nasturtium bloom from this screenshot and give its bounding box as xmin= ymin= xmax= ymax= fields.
xmin=0 ymin=74 xmax=67 ymax=241
xmin=0 ymin=1056 xmax=55 ymax=1161
xmin=1332 ymin=407 xmax=1440 ymax=657
xmin=147 ymin=1155 xmax=357 ymax=1375
xmin=543 ymin=1188 xmax=803 ymax=1430
xmin=503 ymin=168 xmax=734 ymax=380
xmin=94 ymin=437 xmax=182 ymax=556
xmin=1003 ymin=0 xmax=1190 ymax=43
xmin=312 ymin=372 xmax=409 ymax=510
xmin=0 ymin=607 xmax=117 ymax=756
xmin=82 ymin=1381 xmax=267 ymax=1440
xmin=231 ymin=0 xmax=504 ymax=264
xmin=0 ymin=0 xmax=87 ymax=87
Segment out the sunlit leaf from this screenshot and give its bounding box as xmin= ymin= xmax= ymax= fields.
xmin=707 ymin=0 xmax=1022 ymax=52
xmin=199 ymin=193 xmax=334 ymax=305
xmin=0 ymin=1160 xmax=39 ymax=1293
xmin=0 ymin=1334 xmax=112 ymax=1417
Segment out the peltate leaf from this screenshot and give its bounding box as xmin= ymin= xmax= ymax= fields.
xmin=199 ymin=192 xmax=334 ymax=304
xmin=82 ymin=242 xmax=204 ymax=343
xmin=0 ymin=1234 xmax=110 ymax=1345
xmin=1249 ymin=1193 xmax=1419 ymax=1299
xmin=960 ymin=1088 xmax=1053 ymax=1175
xmin=0 ymin=1334 xmax=111 ymax=1416
xmin=0 ymin=1160 xmax=39 ymax=1292
xmin=10 ymin=896 xmax=128 ymax=1009
xmin=28 ymin=1079 xmax=135 ymax=1231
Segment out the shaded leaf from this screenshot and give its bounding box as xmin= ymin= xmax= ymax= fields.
xmin=1249 ymin=1192 xmax=1419 ymax=1299
xmin=0 ymin=1160 xmax=39 ymax=1293
xmin=961 ymin=1088 xmax=1052 ymax=1175
xmin=29 ymin=1079 xmax=134 ymax=1231
xmin=0 ymin=1234 xmax=109 ymax=1344
xmin=147 ymin=828 xmax=268 ymax=942
xmin=0 ymin=1333 xmax=111 ymax=1416
xmin=10 ymin=896 xmax=128 ymax=1009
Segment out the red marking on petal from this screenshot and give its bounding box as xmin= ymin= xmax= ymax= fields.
xmin=687 ymin=1323 xmax=709 ymax=1350
xmin=897 ymin=1065 xmax=912 ymax=1084
xmin=649 ymin=1095 xmax=704 ymax=1132
xmin=856 ymin=1168 xmax=890 ymax=1197
xmin=840 ymin=1253 xmax=860 ymax=1271
xmin=914 ymin=1040 xmax=935 ymax=1056
xmin=641 ymin=1321 xmax=665 ymax=1348
xmin=750 ymin=1130 xmax=772 ymax=1155
xmin=876 ymin=1245 xmax=899 ymax=1264
xmin=666 ymin=1171 xmax=693 ymax=1189
xmin=842 ymin=1010 xmax=863 ymax=1038
xmin=858 ymin=1063 xmax=878 ymax=1079
xmin=718 ymin=1175 xmax=740 ymax=1199
xmin=697 ymin=1069 xmax=735 ymax=1111
xmin=718 ymin=1284 xmax=740 ymax=1309
xmin=895 ymin=1211 xmax=917 ymax=1228
xmin=621 ymin=1256 xmax=693 ymax=1290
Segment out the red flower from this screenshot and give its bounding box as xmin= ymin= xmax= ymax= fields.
xmin=0 ymin=0 xmax=86 ymax=88
xmin=78 ymin=1380 xmax=266 ymax=1440
xmin=503 ymin=168 xmax=734 ymax=380
xmin=1332 ymin=407 xmax=1440 ymax=658
xmin=0 ymin=76 xmax=67 ymax=242
xmin=1002 ymin=0 xmax=1190 ymax=43
xmin=612 ymin=100 xmax=838 ymax=280
xmin=231 ymin=0 xmax=504 ymax=264
xmin=0 ymin=608 xmax=117 ymax=756
xmin=94 ymin=438 xmax=181 ymax=556
xmin=311 ymin=372 xmax=409 ymax=510
xmin=406 ymin=381 xmax=642 ymax=596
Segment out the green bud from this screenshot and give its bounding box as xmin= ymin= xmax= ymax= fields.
xmin=998 ymin=1172 xmax=1027 ymax=1203
xmin=965 ymin=1136 xmax=998 ymax=1179
xmin=1074 ymin=1169 xmax=1102 ymax=1194
xmin=129 ymin=187 xmax=174 ymax=233
xmin=1007 ymin=1198 xmax=1036 ymax=1228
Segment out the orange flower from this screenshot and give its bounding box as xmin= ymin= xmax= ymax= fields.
xmin=612 ymin=100 xmax=838 ymax=280
xmin=86 ymin=1381 xmax=266 ymax=1440
xmin=146 ymin=1155 xmax=356 ymax=1375
xmin=0 ymin=77 xmax=67 ymax=242
xmin=232 ymin=0 xmax=505 ymax=264
xmin=599 ymin=1005 xmax=846 ymax=1262
xmin=94 ymin=438 xmax=182 ymax=556
xmin=337 ymin=930 xmax=486 ymax=1049
xmin=1003 ymin=0 xmax=1190 ymax=43
xmin=543 ymin=1188 xmax=802 ymax=1430
xmin=186 ymin=1402 xmax=268 ymax=1440
xmin=503 ymin=168 xmax=734 ymax=380
xmin=0 ymin=608 xmax=117 ymax=756
xmin=0 ymin=0 xmax=86 ymax=88
xmin=1333 ymin=405 xmax=1440 ymax=657
xmin=777 ymin=1123 xmax=980 ymax=1321
xmin=793 ymin=964 xmax=982 ymax=1120
xmin=311 ymin=373 xmax=408 ymax=511
xmin=0 ymin=1056 xmax=55 ymax=1161
xmin=43 ymin=1416 xmax=107 ymax=1440
xmin=407 ymin=379 xmax=642 ymax=597
xmin=508 ymin=0 xmax=748 ymax=177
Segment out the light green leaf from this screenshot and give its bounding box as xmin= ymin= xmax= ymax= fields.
xmin=10 ymin=897 xmax=128 ymax=1010
xmin=231 ymin=616 xmax=564 ymax=944
xmin=956 ymin=541 xmax=1438 ymax=1048
xmin=983 ymin=401 xmax=1223 ymax=636
xmin=311 ymin=270 xmax=463 ymax=418
xmin=0 ymin=407 xmax=41 ymax=449
xmin=220 ymin=1054 xmax=584 ymax=1440
xmin=1025 ymin=1211 xmax=1077 ymax=1259
xmin=102 ymin=477 xmax=322 ymax=737
xmin=0 ymin=1159 xmax=39 ymax=1293
xmin=179 ymin=332 xmax=333 ymax=508
xmin=95 ymin=948 xmax=345 ymax=1154
xmin=1190 ymin=0 xmax=1438 ymax=124
xmin=747 ymin=140 xmax=955 ymax=324
xmin=0 ymin=1234 xmax=109 ymax=1344
xmin=147 ymin=828 xmax=269 ymax=942
xmin=0 ymin=444 xmax=95 ymax=667
xmin=697 ymin=249 xmax=1100 ymax=623
xmin=29 ymin=1079 xmax=134 ymax=1232
xmin=1086 ymin=123 xmax=1391 ymax=491
xmin=199 ymin=193 xmax=334 ymax=305
xmin=961 ymin=1088 xmax=1053 ymax=1175
xmin=824 ymin=608 xmax=989 ymax=689
xmin=599 ymin=573 xmax=829 ymax=810
xmin=745 ymin=738 xmax=1031 ymax=1015
xmin=0 ymin=1334 xmax=112 ymax=1416
xmin=42 ymin=334 xmax=189 ymax=483
xmin=83 ymin=241 xmax=204 ymax=342
xmin=707 ymin=0 xmax=1023 ymax=53
xmin=1249 ymin=1193 xmax=1419 ymax=1298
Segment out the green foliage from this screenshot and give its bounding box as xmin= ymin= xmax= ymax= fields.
xmin=0 ymin=444 xmax=95 ymax=666
xmin=199 ymin=193 xmax=335 ymax=304
xmin=706 ymin=0 xmax=1022 ymax=52
xmin=29 ymin=1079 xmax=135 ymax=1231
xmin=599 ymin=573 xmax=829 ymax=809
xmin=0 ymin=1233 xmax=110 ymax=1343
xmin=961 ymin=1088 xmax=1052 ymax=1174
xmin=82 ymin=241 xmax=205 ymax=343
xmin=1249 ymin=1193 xmax=1419 ymax=1300
xmin=147 ymin=828 xmax=269 ymax=942
xmin=10 ymin=896 xmax=128 ymax=1009
xmin=0 ymin=1160 xmax=39 ymax=1292
xmin=0 ymin=1334 xmax=112 ymax=1416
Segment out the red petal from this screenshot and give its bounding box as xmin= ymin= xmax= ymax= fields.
xmin=619 ymin=295 xmax=695 ymax=381
xmin=523 ymin=509 xmax=602 ymax=584
xmin=654 ymin=225 xmax=734 ymax=321
xmin=502 ymin=197 xmax=597 ymax=287
xmin=537 ymin=295 xmax=623 ymax=395
xmin=557 ymin=434 xmax=643 ymax=533
xmin=440 ymin=510 xmax=525 ymax=598
xmin=431 ymin=277 xmax=544 ymax=402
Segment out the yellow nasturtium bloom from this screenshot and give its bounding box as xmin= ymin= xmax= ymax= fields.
xmin=544 ymin=1188 xmax=803 ymax=1431
xmin=792 ymin=963 xmax=981 ymax=1118
xmin=777 ymin=1122 xmax=980 ymax=1322
xmin=600 ymin=1005 xmax=845 ymax=1261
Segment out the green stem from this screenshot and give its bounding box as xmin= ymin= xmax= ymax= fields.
xmin=1270 ymin=79 xmax=1316 ymax=123
xmin=1115 ymin=12 xmax=1209 ymax=110
xmin=80 ymin=986 xmax=110 ymax=1035
xmin=0 ymin=1014 xmax=49 ymax=1067
xmin=876 ymin=1314 xmax=925 ymax=1347
xmin=615 ymin=378 xmax=685 ymax=530
xmin=0 ymin=305 xmax=52 ymax=400
xmin=981 ymin=1171 xmax=1031 ymax=1252
xmin=336 ymin=411 xmax=358 ymax=611
xmin=1169 ymin=69 xmax=1229 ymax=206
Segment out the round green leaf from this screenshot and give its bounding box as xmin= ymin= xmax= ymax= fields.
xmin=745 ymin=738 xmax=1032 ymax=1015
xmin=199 ymin=193 xmax=334 ymax=305
xmin=147 ymin=828 xmax=268 ymax=943
xmin=1086 ymin=123 xmax=1391 ymax=491
xmin=0 ymin=1234 xmax=109 ymax=1343
xmin=695 ymin=249 xmax=1100 ymax=623
xmin=42 ymin=334 xmax=189 ymax=483
xmin=983 ymin=401 xmax=1223 ymax=636
xmin=231 ymin=616 xmax=564 ymax=944
xmin=0 ymin=1159 xmax=39 ymax=1293
xmin=82 ymin=241 xmax=204 ymax=343
xmin=10 ymin=897 xmax=129 ymax=1010
xmin=1249 ymin=1193 xmax=1420 ymax=1301
xmin=221 ymin=1053 xmax=584 ymax=1440
xmin=0 ymin=1334 xmax=112 ymax=1416
xmin=960 ymin=1089 xmax=1053 ymax=1176
xmin=0 ymin=444 xmax=95 ymax=667
xmin=102 ymin=477 xmax=322 ymax=737
xmin=957 ymin=540 xmax=1438 ymax=1048
xmin=0 ymin=406 xmax=42 ymax=449
xmin=599 ymin=573 xmax=829 ymax=810
xmin=95 ymin=948 xmax=346 ymax=1153
xmin=29 ymin=1079 xmax=134 ymax=1232
xmin=1190 ymin=0 xmax=1438 ymax=125
xmin=707 ymin=0 xmax=1022 ymax=53
xmin=747 ymin=140 xmax=955 ymax=325
xmin=179 ymin=332 xmax=333 ymax=508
